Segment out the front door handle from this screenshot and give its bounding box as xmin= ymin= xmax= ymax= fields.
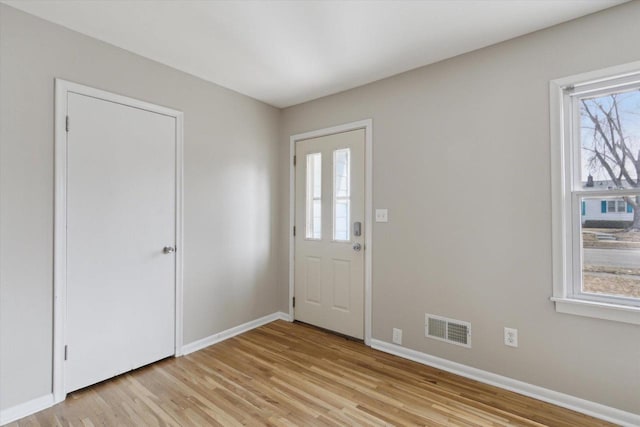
xmin=353 ymin=243 xmax=362 ymax=252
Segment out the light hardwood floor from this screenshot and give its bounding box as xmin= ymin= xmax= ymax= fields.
xmin=10 ymin=320 xmax=613 ymax=426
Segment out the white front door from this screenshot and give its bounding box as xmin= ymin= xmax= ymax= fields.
xmin=65 ymin=92 xmax=176 ymax=392
xmin=294 ymin=129 xmax=365 ymax=339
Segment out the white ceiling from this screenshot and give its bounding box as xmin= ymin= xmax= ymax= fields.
xmin=3 ymin=0 xmax=628 ymax=108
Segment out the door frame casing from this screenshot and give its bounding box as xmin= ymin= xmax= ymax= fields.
xmin=289 ymin=119 xmax=373 ymax=345
xmin=53 ymin=79 xmax=184 ymax=403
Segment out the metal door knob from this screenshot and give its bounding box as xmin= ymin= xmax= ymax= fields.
xmin=163 ymin=246 xmax=176 ymax=254
xmin=353 ymin=243 xmax=362 ymax=252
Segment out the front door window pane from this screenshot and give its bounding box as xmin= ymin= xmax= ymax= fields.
xmin=333 ymin=149 xmax=350 ymax=241
xmin=306 ymin=153 xmax=321 ymax=239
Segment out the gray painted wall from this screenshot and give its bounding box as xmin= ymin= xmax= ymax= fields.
xmin=280 ymin=1 xmax=640 ymax=414
xmin=0 ymin=4 xmax=282 ymax=409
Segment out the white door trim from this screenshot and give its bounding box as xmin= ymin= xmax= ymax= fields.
xmin=289 ymin=119 xmax=373 ymax=345
xmin=53 ymin=79 xmax=184 ymax=403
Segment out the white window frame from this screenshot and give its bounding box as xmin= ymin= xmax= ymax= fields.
xmin=550 ymin=61 xmax=640 ymax=325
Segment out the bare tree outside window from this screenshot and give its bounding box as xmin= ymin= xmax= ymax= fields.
xmin=579 ymin=89 xmax=640 ymax=300
xmin=581 ymin=90 xmax=640 ymax=227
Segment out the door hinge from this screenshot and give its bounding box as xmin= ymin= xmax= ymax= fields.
xmin=293 ymin=226 xmax=296 ymax=236
xmin=64 ymin=345 xmax=68 ymax=361
xmin=293 ymin=297 xmax=296 ymax=308
xmin=293 ymin=155 xmax=296 ymax=166
xmin=65 ymin=115 xmax=69 ymax=132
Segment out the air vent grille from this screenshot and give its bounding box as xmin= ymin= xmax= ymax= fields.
xmin=427 ymin=317 xmax=446 ymax=339
xmin=425 ymin=314 xmax=471 ymax=348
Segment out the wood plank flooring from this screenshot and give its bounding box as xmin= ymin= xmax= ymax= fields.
xmin=9 ymin=321 xmax=614 ymax=426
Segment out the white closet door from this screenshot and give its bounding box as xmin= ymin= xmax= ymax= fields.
xmin=66 ymin=92 xmax=176 ymax=393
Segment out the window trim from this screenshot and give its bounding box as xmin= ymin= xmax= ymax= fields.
xmin=550 ymin=61 xmax=640 ymax=325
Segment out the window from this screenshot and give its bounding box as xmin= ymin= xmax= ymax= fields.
xmin=305 ymin=153 xmax=321 ymax=239
xmin=551 ymin=62 xmax=640 ymax=324
xmin=605 ymin=200 xmax=627 ymax=213
xmin=333 ymin=149 xmax=351 ymax=241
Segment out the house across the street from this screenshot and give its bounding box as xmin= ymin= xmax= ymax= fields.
xmin=581 ymin=180 xmax=635 ymax=228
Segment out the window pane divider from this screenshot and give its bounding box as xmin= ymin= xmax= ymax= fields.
xmin=571 ymin=189 xmax=640 ymax=197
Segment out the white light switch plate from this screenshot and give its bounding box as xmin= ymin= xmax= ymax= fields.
xmin=376 ymin=209 xmax=388 ymax=222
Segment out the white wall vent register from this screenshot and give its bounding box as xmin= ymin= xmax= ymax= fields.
xmin=425 ymin=314 xmax=471 ymax=348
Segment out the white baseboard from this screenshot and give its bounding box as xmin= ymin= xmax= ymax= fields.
xmin=181 ymin=311 xmax=290 ymax=355
xmin=370 ymin=339 xmax=639 ymax=427
xmin=0 ymin=394 xmax=54 ymax=426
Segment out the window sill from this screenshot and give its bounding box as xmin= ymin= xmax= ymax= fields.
xmin=551 ymin=297 xmax=640 ymax=325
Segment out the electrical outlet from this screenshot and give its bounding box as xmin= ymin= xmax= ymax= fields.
xmin=504 ymin=327 xmax=518 ymax=348
xmin=392 ymin=328 xmax=402 ymax=345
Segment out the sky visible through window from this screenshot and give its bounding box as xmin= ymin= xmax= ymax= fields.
xmin=580 ymin=89 xmax=640 ymax=185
